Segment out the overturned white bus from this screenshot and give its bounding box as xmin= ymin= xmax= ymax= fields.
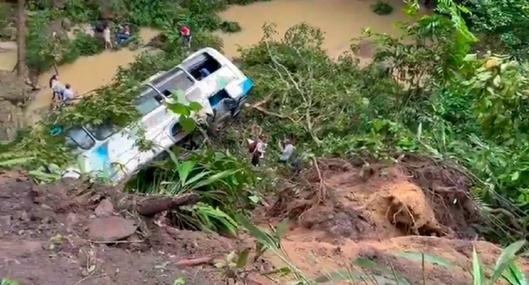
xmin=60 ymin=48 xmax=253 ymax=183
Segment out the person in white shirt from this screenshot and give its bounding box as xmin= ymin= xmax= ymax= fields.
xmin=279 ymin=139 xmax=295 ymax=163
xmin=61 ymin=84 xmax=75 ymax=105
xmin=103 ymin=24 xmax=112 ymax=49
xmin=49 ymin=74 xmax=64 ymax=101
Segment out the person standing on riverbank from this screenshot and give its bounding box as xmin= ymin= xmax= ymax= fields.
xmin=180 ymin=25 xmax=192 ymax=49
xmin=103 ymin=24 xmax=112 ymax=49
xmin=49 ymin=74 xmax=64 ymax=101
xmin=61 ymin=84 xmax=75 ymax=105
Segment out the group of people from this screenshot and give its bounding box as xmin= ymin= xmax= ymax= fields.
xmin=49 ymin=74 xmax=75 ymax=107
xmin=95 ymin=22 xmax=131 ymax=50
xmin=96 ymin=21 xmax=192 ymax=50
xmin=248 ymin=135 xmax=300 ymax=174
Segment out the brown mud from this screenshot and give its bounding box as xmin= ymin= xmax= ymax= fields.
xmin=261 ymin=157 xmax=528 ymax=284
xmin=1 ymin=157 xmax=528 ymax=284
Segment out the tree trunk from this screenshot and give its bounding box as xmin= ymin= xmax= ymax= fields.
xmin=16 ymin=0 xmax=27 ymax=78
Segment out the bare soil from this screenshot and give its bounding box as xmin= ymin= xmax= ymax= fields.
xmin=0 ymin=171 xmax=237 ymax=285
xmin=262 ymin=158 xmax=529 ymax=284
xmin=1 ymin=157 xmax=528 ymax=285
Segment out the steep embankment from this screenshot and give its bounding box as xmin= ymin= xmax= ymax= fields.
xmin=260 ymin=158 xmax=529 ymax=284
xmin=1 ymin=158 xmax=528 ymax=284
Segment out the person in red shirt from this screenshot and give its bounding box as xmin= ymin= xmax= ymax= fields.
xmin=180 ymin=25 xmax=192 ymax=49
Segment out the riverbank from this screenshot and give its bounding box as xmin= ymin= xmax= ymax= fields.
xmin=24 ymin=28 xmax=160 ymax=125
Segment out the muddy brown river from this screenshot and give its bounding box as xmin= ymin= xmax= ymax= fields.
xmin=217 ymin=0 xmax=408 ymax=58
xmin=18 ymin=0 xmax=410 ymax=123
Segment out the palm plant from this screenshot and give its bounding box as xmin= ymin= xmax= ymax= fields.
xmin=472 ymin=240 xmax=527 ymax=285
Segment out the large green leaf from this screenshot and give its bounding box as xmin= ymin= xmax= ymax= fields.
xmin=503 ymin=263 xmax=528 ymax=285
xmin=176 ymin=160 xmax=196 ymax=187
xmin=236 ymin=214 xmax=275 ymax=248
xmin=489 ymin=240 xmax=526 ymax=285
xmin=169 ymin=102 xmax=191 ymax=116
xmin=180 ymin=117 xmax=196 ymax=133
xmin=236 ymin=248 xmax=251 ymax=269
xmin=183 ymin=170 xmax=211 ymax=189
xmin=0 ymin=157 xmax=35 ymax=167
xmin=473 ymin=246 xmax=484 ymax=285
xmin=189 ymin=101 xmax=203 ymax=112
xmin=192 ymin=169 xmax=239 ymax=189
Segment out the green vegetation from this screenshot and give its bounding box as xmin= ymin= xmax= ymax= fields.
xmin=0 ymin=2 xmax=15 ymax=40
xmin=372 ymin=1 xmax=394 ymax=15
xmin=464 ymin=0 xmax=529 ymax=57
xmin=128 ymin=149 xmax=257 ymax=235
xmin=0 ymin=279 xmax=19 ymax=285
xmin=220 ymin=20 xmax=242 ymax=33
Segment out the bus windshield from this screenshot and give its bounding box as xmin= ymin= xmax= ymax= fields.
xmin=135 ymin=86 xmax=163 ymax=115
xmin=65 ymin=128 xmax=95 ymax=150
xmin=152 ymin=67 xmax=194 ymax=97
xmin=86 ymin=120 xmax=117 ymax=141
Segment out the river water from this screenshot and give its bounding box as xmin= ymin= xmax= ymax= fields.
xmin=20 ymin=0 xmax=410 ymax=123
xmin=24 ymin=28 xmax=159 ymax=124
xmin=217 ymin=0 xmax=408 ymax=58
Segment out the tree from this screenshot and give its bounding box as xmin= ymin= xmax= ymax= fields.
xmin=16 ymin=0 xmax=27 ymax=78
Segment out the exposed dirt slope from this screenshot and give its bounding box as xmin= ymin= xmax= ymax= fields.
xmin=262 ymin=158 xmax=529 ymax=284
xmin=0 ymin=171 xmax=238 ymax=285
xmin=1 ymin=157 xmax=528 ymax=285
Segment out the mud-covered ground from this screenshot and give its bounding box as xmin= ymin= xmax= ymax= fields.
xmin=1 ymin=158 xmax=528 ymax=285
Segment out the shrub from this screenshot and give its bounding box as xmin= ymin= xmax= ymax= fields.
xmin=220 ymin=21 xmax=241 ymax=33
xmin=71 ymin=33 xmax=104 ymax=56
xmin=372 ymin=1 xmax=393 ymax=15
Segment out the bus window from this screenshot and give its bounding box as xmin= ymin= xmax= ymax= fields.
xmin=65 ymin=128 xmax=95 ymax=150
xmin=135 ymin=87 xmax=162 ymax=115
xmin=208 ymin=89 xmax=230 ymax=108
xmin=87 ymin=120 xmax=117 ymax=141
xmin=153 ymin=68 xmax=194 ymax=97
xmin=182 ymin=52 xmax=221 ymax=81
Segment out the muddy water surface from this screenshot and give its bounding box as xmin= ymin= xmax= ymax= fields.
xmin=25 ymin=28 xmax=159 ymax=124
xmin=0 ymin=41 xmax=17 ymax=71
xmin=217 ymin=0 xmax=409 ymax=58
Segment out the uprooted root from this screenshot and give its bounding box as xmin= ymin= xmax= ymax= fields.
xmin=385 ymin=195 xmax=445 ymax=237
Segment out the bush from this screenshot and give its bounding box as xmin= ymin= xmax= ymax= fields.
xmin=60 ymin=34 xmax=103 ymax=64
xmin=220 ymin=21 xmax=241 ymax=33
xmin=71 ymin=33 xmax=104 ymax=56
xmin=372 ymin=1 xmax=393 ymax=15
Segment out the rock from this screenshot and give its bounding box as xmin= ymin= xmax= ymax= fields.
xmin=94 ymin=198 xmax=114 ymax=217
xmin=52 ymin=0 xmax=67 ymax=9
xmin=0 ymin=240 xmax=44 ymax=258
xmin=0 ymin=71 xmax=28 ymax=143
xmin=0 ymin=215 xmax=11 ymax=227
xmin=66 ymin=213 xmax=79 ymax=228
xmin=0 ymin=41 xmax=16 ymax=50
xmin=0 ymin=71 xmax=28 ymax=103
xmin=88 ymin=217 xmax=137 ymax=241
xmin=61 ymin=18 xmax=72 ymax=31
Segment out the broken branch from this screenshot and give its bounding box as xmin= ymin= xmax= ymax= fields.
xmin=136 ymin=193 xmax=200 ymax=216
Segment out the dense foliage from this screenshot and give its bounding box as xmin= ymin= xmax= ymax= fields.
xmin=464 ymin=0 xmax=529 ymax=57
xmin=372 ymin=1 xmax=394 ymax=15
xmin=234 ymin=1 xmax=529 ymax=241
